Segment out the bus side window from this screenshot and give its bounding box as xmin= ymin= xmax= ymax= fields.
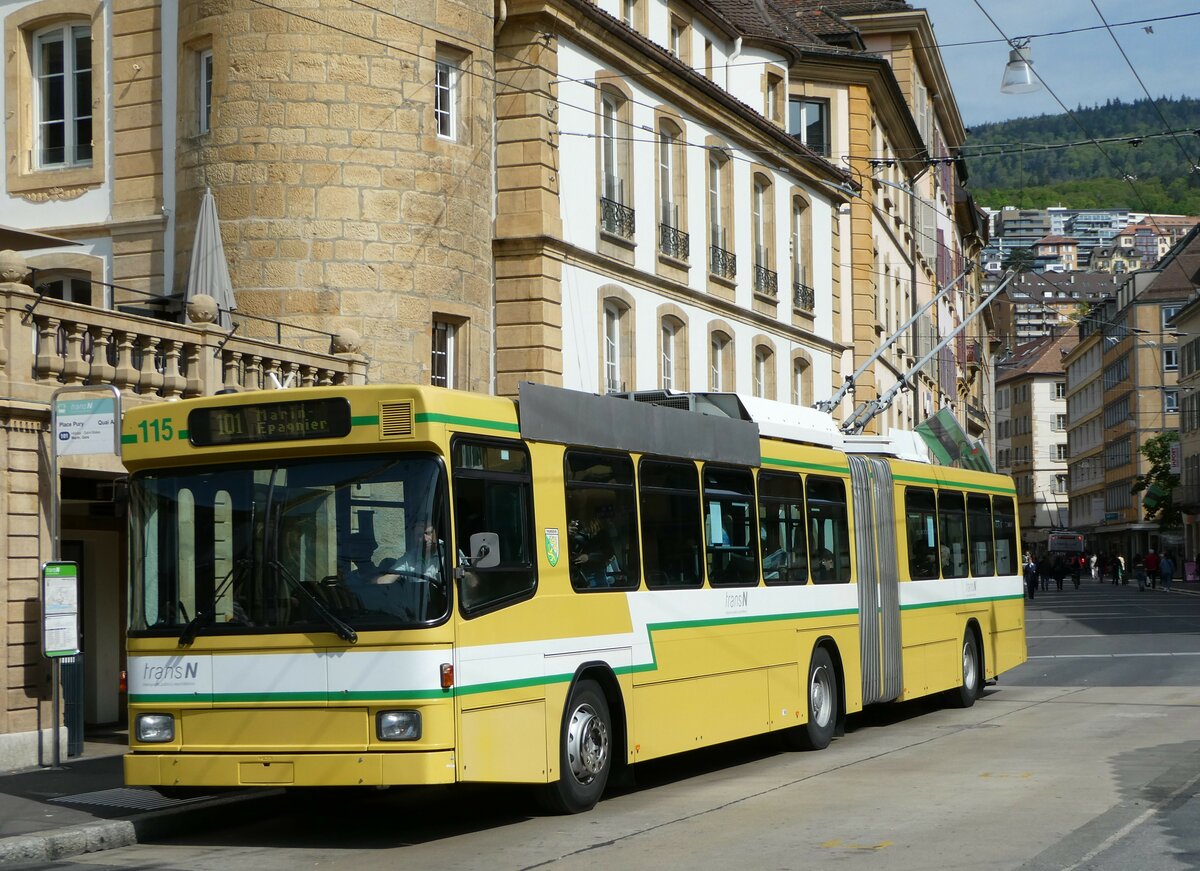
xmin=452 ymin=438 xmax=537 ymax=614
xmin=564 ymin=450 xmax=640 ymax=592
xmin=992 ymin=496 xmax=1018 ymax=575
xmin=967 ymin=494 xmax=995 ymax=577
xmin=905 ymin=488 xmax=939 ymax=580
xmin=639 ymin=459 xmax=703 ymax=589
xmin=703 ymin=465 xmax=758 ymax=587
xmin=807 ymin=476 xmax=850 ymax=584
xmin=758 ymin=471 xmax=808 ymax=585
xmin=938 ymin=490 xmax=968 ymax=579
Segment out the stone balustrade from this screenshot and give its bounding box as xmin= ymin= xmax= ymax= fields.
xmin=0 ymin=258 xmax=367 ymax=412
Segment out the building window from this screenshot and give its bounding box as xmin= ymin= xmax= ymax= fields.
xmin=710 ymin=331 xmax=731 ymax=391
xmin=1162 ymin=305 xmax=1181 ymax=331
xmin=1054 ymin=413 xmax=1068 ymax=431
xmin=661 ymin=321 xmax=675 ymax=390
xmin=1164 ymin=347 xmax=1178 ymax=372
xmin=431 ymin=320 xmax=457 ymax=388
xmin=753 ymin=345 xmax=774 ymax=399
xmin=657 ymin=120 xmax=687 ymax=259
xmin=198 ymin=49 xmax=213 ymax=134
xmin=1054 ymin=381 xmax=1066 ymax=399
xmin=1055 ymin=444 xmax=1068 ymax=461
xmin=752 ymin=174 xmax=776 ymax=297
xmin=765 ymin=72 xmax=784 ymax=124
xmin=788 ymin=97 xmax=829 ymax=157
xmin=599 ymin=87 xmax=634 ymax=238
xmin=1165 ymin=389 xmax=1180 ymax=413
xmin=34 ymin=270 xmax=92 ymax=304
xmin=1055 ymin=475 xmax=1068 ymax=493
xmin=708 ymin=149 xmax=734 ymax=278
xmin=33 ymin=23 xmax=92 ymax=168
xmin=792 ymin=356 xmax=810 ymax=406
xmin=622 ymin=0 xmax=636 ymax=27
xmin=434 ymin=52 xmax=459 ymax=140
xmin=668 ymin=15 xmax=690 ymax=62
xmin=602 ymin=297 xmax=633 ymax=393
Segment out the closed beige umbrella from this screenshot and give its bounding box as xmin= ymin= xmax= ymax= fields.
xmin=185 ymin=187 xmax=236 ymax=329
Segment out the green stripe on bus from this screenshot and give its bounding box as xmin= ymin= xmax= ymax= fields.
xmin=415 ymin=412 xmax=520 ymax=433
xmin=900 ymin=593 xmax=1025 ymax=611
xmin=761 ymin=456 xmax=850 ymax=474
xmin=351 ymin=415 xmax=379 ymax=426
xmin=121 ymin=434 xmax=137 ymax=444
xmin=892 ymin=473 xmax=1016 ymax=495
xmin=132 ymin=689 xmax=449 ymax=704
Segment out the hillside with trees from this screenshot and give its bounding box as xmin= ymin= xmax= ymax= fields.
xmin=965 ymin=97 xmax=1200 ymax=213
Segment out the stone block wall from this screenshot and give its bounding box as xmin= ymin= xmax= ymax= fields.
xmin=175 ymin=0 xmax=495 ymax=391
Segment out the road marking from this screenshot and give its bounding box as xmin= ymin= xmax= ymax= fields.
xmin=1061 ymin=764 xmax=1200 ymax=871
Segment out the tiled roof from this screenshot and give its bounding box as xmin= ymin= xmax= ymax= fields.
xmin=703 ymin=0 xmax=824 ymax=44
xmin=1033 ymin=235 xmax=1077 ymax=246
xmin=996 ymin=332 xmax=1076 ymax=383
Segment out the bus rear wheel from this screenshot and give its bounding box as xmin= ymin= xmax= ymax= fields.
xmin=785 ymin=647 xmax=837 ymax=751
xmin=948 ymin=631 xmax=981 ymax=708
xmin=538 ymin=679 xmax=612 ymax=814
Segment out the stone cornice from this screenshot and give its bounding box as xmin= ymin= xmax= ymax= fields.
xmin=840 ymin=11 xmax=966 ymax=147
xmin=493 ymin=234 xmax=849 ymax=354
xmin=789 ymin=53 xmax=926 ymax=176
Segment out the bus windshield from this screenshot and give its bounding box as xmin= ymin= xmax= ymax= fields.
xmin=128 ymin=454 xmax=450 ymax=637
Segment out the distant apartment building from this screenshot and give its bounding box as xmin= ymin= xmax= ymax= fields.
xmin=1064 ymin=317 xmax=1106 ymax=538
xmin=995 ymin=332 xmax=1075 ymax=548
xmin=993 ymin=272 xmax=1120 ymax=348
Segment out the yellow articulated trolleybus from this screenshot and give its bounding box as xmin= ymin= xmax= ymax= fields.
xmin=122 ymin=383 xmax=1026 ymax=812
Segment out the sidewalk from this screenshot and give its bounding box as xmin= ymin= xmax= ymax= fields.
xmin=0 ymin=736 xmax=274 ymax=866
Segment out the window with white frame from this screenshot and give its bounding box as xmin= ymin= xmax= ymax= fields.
xmin=434 ymin=51 xmax=460 ymax=140
xmin=1054 ymin=413 xmax=1068 ymax=431
xmin=431 ymin=319 xmax=457 ymax=388
xmin=787 ymin=97 xmax=829 ymax=156
xmin=1165 ymin=389 xmax=1180 ymax=413
xmin=198 ymin=49 xmax=214 ymax=134
xmin=1055 ymin=444 xmax=1068 ymax=461
xmin=34 ymin=23 xmax=92 ymax=168
xmin=710 ymin=332 xmax=729 ymax=391
xmin=661 ymin=321 xmax=675 ymax=390
xmin=34 ymin=270 xmax=91 ymax=304
xmin=1054 ymin=381 xmax=1066 ymax=399
xmin=753 ymin=345 xmax=773 ymax=398
xmin=1162 ymin=304 xmax=1181 ymax=331
xmin=1164 ymin=347 xmax=1178 ymax=371
xmin=604 ymin=303 xmax=622 ymax=393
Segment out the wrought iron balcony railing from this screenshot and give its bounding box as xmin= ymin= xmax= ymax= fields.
xmin=792 ymin=282 xmax=814 ymax=312
xmin=659 ymin=223 xmax=690 ymax=261
xmin=600 ymin=197 xmax=635 ymax=239
xmin=709 ymin=244 xmax=736 ymax=280
xmin=754 ymin=264 xmax=778 ymax=298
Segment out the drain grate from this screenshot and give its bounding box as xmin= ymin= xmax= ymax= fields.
xmin=49 ymin=787 xmax=211 ymax=811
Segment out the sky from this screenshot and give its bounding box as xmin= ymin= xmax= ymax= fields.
xmin=915 ymin=0 xmax=1200 ymax=128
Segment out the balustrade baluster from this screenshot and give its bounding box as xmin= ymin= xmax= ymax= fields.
xmin=137 ymin=335 xmax=164 ymax=395
xmin=62 ymin=322 xmax=89 ymax=384
xmin=88 ymin=328 xmax=116 ymax=385
xmin=160 ymin=340 xmax=186 ymax=398
xmin=223 ymin=350 xmax=243 ymax=391
xmin=113 ymin=331 xmax=138 ymax=391
xmin=35 ymin=316 xmax=64 ymax=381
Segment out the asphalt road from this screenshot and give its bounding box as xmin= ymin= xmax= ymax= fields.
xmin=20 ymin=581 xmax=1200 ymax=871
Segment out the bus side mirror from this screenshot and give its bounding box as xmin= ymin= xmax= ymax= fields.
xmin=467 ymin=532 xmax=500 ymax=569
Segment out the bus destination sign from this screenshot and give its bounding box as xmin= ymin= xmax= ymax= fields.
xmin=188 ymin=398 xmax=353 ymax=446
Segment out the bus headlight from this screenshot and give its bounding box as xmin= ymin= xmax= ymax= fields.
xmin=377 ymin=710 xmax=421 ymax=741
xmin=136 ymin=713 xmax=175 ymax=743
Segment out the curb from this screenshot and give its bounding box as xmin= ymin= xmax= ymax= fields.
xmin=0 ymin=789 xmax=281 ymax=867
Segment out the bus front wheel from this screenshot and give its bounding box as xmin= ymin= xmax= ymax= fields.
xmin=948 ymin=631 xmax=982 ymax=708
xmin=786 ymin=647 xmax=837 ymax=751
xmin=538 ymin=679 xmax=612 ymax=814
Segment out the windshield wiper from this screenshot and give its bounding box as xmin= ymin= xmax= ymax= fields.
xmin=269 ymin=560 xmax=359 ymax=644
xmin=178 ymin=558 xmax=250 ymax=647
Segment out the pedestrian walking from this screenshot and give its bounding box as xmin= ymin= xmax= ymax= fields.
xmin=1160 ymin=552 xmax=1175 ymax=592
xmin=1090 ymin=552 xmax=1099 ymax=583
xmin=1134 ymin=553 xmax=1147 ymax=591
xmin=1024 ymin=552 xmax=1038 ymax=600
xmin=1116 ymin=554 xmax=1127 ymax=585
xmin=1145 ymin=549 xmax=1160 ymax=590
xmin=1039 ymin=552 xmax=1052 ymax=592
